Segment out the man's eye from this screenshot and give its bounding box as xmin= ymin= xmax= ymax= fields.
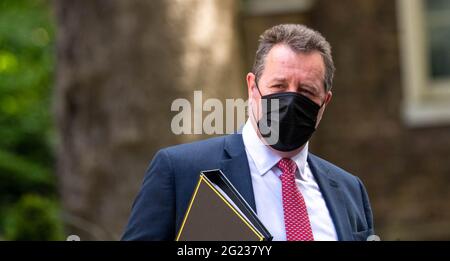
xmin=272 ymin=84 xmax=284 ymax=88
xmin=301 ymin=90 xmax=314 ymax=96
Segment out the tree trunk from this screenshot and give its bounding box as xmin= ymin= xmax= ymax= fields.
xmin=54 ymin=0 xmax=245 ymax=240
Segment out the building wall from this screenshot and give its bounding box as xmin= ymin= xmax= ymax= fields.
xmin=310 ymin=0 xmax=450 ymax=240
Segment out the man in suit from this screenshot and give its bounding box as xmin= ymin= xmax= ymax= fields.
xmin=122 ymin=24 xmax=374 ymax=241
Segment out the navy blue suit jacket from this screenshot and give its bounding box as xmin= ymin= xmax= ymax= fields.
xmin=122 ymin=134 xmax=374 ymax=241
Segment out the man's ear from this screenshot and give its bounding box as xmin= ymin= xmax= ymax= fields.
xmin=245 ymin=72 xmax=256 ymax=98
xmin=246 ymin=72 xmax=257 ymax=100
xmin=324 ymin=90 xmax=332 ymax=106
xmin=316 ymin=90 xmax=332 ymax=128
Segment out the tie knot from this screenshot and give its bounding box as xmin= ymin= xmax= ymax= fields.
xmin=277 ymin=158 xmax=297 ymax=178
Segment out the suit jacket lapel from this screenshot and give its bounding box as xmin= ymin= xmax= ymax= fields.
xmin=308 ymin=154 xmax=353 ymax=241
xmin=218 ymin=135 xmax=353 ymax=239
xmin=219 ymin=134 xmax=257 ymax=212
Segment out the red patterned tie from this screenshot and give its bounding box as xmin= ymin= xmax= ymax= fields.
xmin=278 ymin=158 xmax=314 ymax=241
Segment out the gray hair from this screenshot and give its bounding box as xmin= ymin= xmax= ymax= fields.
xmin=252 ymin=24 xmax=335 ymax=92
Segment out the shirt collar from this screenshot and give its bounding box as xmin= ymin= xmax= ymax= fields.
xmin=242 ymin=119 xmax=309 ymax=177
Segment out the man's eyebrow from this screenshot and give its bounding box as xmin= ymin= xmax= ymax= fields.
xmin=300 ymin=83 xmax=320 ymax=94
xmin=270 ymin=77 xmax=288 ymax=83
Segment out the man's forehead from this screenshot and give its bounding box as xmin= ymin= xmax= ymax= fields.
xmin=264 ymin=45 xmax=325 ymax=81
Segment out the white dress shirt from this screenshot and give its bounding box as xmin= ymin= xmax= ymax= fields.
xmin=242 ymin=119 xmax=338 ymax=241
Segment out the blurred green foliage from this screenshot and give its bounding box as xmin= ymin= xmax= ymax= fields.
xmin=0 ymin=0 xmax=63 ymax=240
xmin=4 ymin=194 xmax=63 ymax=240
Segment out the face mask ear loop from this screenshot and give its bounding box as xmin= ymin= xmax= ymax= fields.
xmin=250 ymin=75 xmax=263 ymax=125
xmin=254 ymin=75 xmax=263 ymax=97
xmin=319 ymin=96 xmax=327 ymax=109
xmin=314 ymin=97 xmax=326 ymax=130
xmin=319 ymin=84 xmax=329 ymax=109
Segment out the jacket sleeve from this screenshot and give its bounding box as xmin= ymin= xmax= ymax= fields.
xmin=356 ymin=176 xmax=375 ymax=236
xmin=121 ymin=149 xmax=175 ymax=240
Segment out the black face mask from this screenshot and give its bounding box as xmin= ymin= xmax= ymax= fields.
xmin=252 ymin=81 xmax=322 ymax=152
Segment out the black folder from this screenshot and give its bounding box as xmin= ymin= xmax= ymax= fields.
xmin=176 ymin=169 xmax=272 ymax=241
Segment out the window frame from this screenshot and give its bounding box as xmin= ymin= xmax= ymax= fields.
xmin=397 ymin=0 xmax=450 ymax=127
